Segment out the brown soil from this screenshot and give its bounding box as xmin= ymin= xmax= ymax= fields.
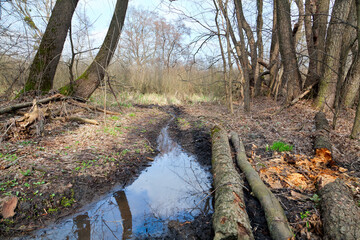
xmin=1 ymin=96 xmax=359 ymax=240
xmin=165 ymin=98 xmax=360 ymax=240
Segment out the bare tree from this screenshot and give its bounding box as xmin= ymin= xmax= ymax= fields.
xmin=315 ymin=0 xmax=352 ymax=109
xmin=304 ymin=0 xmax=330 ymax=90
xmin=276 ymin=0 xmax=302 ymax=102
xmin=24 ymin=0 xmax=79 ymax=94
xmin=61 ymin=0 xmax=129 ymax=99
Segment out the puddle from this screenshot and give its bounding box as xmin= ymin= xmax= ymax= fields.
xmin=23 ymin=125 xmax=212 ymax=239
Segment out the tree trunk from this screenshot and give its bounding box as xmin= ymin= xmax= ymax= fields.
xmin=237 ymin=2 xmax=258 ymax=97
xmin=234 ymin=0 xmax=251 ymax=112
xmin=319 ymin=178 xmax=360 ymax=240
xmin=230 ymin=132 xmax=293 ymax=240
xmin=342 ymin=54 xmax=360 ymax=108
xmin=304 ymin=0 xmax=330 ymax=89
xmin=315 ymin=0 xmax=352 ymax=109
xmin=61 ymin=0 xmax=129 ymax=99
xmin=269 ymin=1 xmax=280 ymax=96
xmin=332 ymin=2 xmax=357 ymax=127
xmin=211 ymin=126 xmax=254 ymax=240
xmin=341 ymin=2 xmax=360 ymax=109
xmin=256 ymin=0 xmax=264 ymax=96
xmin=314 ymin=112 xmax=332 ymax=154
xmin=350 ymin=0 xmax=360 ymax=139
xmin=276 ymin=0 xmax=302 ymax=102
xmin=24 ymin=0 xmax=79 ymax=94
xmin=351 ymin=94 xmax=360 ymax=138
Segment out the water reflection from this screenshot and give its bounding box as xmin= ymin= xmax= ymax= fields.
xmin=73 ymin=214 xmax=91 ymax=240
xmin=113 ymin=191 xmax=132 ymax=240
xmin=26 ymin=125 xmax=212 ymax=239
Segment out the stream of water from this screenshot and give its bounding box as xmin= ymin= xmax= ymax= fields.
xmin=23 ymin=124 xmax=212 ymax=239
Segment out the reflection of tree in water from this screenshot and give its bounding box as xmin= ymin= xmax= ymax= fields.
xmin=114 ymin=190 xmax=132 ymax=240
xmin=74 ymin=213 xmax=91 ymax=240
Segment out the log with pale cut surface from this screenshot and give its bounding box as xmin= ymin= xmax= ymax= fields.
xmin=211 ymin=126 xmax=254 ymax=240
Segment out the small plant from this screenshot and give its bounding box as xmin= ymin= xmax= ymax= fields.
xmin=20 ymin=169 xmax=32 ymax=177
xmin=300 ymin=210 xmax=310 ymax=220
xmin=270 ymin=141 xmax=293 ymax=152
xmin=33 ymin=181 xmax=45 ymax=185
xmin=47 ymin=208 xmax=58 ymax=213
xmin=310 ymin=193 xmax=321 ymax=203
xmin=24 ymin=183 xmax=30 ymax=188
xmin=121 ymin=149 xmax=130 ymax=155
xmin=128 ymin=113 xmax=136 ymax=117
xmin=61 ymin=197 xmax=75 ymax=207
xmin=135 ymin=149 xmax=141 ymax=154
xmin=0 ymin=153 xmax=18 ymax=162
xmin=109 ymin=116 xmax=120 ymax=121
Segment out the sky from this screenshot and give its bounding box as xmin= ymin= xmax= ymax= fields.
xmin=82 ymin=0 xmax=169 ymax=46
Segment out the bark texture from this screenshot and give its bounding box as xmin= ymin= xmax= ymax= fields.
xmin=320 ymin=178 xmax=360 ymax=240
xmin=315 ymin=0 xmax=352 ymax=109
xmin=62 ymin=0 xmax=129 ymax=99
xmin=25 ymin=0 xmax=79 ymax=93
xmin=276 ymin=0 xmax=302 ymax=102
xmin=350 ymin=0 xmax=360 ymax=138
xmin=314 ymin=112 xmax=332 ymax=152
xmin=211 ymin=126 xmax=254 ymax=240
xmin=234 ymin=0 xmax=251 ymax=112
xmin=230 ymin=132 xmax=293 ymax=240
xmin=304 ymin=0 xmax=330 ymax=88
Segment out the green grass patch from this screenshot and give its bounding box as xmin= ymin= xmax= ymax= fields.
xmin=269 ymin=141 xmax=293 ymax=152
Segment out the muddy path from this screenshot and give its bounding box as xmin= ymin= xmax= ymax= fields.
xmin=1 ymin=98 xmax=359 ymax=239
xmin=0 ymin=104 xmax=173 ymax=238
xmin=0 ymin=103 xmax=215 ymax=239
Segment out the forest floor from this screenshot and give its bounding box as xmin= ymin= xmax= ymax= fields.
xmin=0 ymin=95 xmax=359 ymax=239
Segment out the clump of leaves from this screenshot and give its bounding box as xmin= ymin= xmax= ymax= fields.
xmin=270 ymin=141 xmax=293 ymax=152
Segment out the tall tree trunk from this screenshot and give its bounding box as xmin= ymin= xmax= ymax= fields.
xmin=237 ymin=2 xmax=258 ymax=97
xmin=315 ymin=0 xmax=352 ymax=109
xmin=225 ymin=8 xmax=234 ymax=114
xmin=234 ymin=0 xmax=251 ymax=112
xmin=351 ymin=0 xmax=360 ymax=139
xmin=294 ymin=0 xmax=305 ymax=47
xmin=24 ymin=0 xmax=79 ymax=94
xmin=304 ymin=0 xmax=330 ymax=89
xmin=269 ymin=1 xmax=280 ymax=96
xmin=276 ymin=0 xmax=302 ymax=102
xmin=332 ymin=2 xmax=357 ymax=127
xmin=341 ymin=1 xmax=360 ymax=108
xmin=255 ymin=0 xmax=264 ymax=96
xmin=61 ymin=0 xmax=129 ymax=99
xmin=214 ymin=0 xmax=229 ymax=113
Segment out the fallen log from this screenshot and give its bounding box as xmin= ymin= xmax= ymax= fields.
xmin=54 ymin=116 xmax=99 ymax=125
xmin=230 ymin=131 xmax=293 ymax=240
xmin=68 ymin=99 xmax=121 ymax=115
xmin=0 ymin=94 xmax=64 ymax=115
xmin=314 ymin=112 xmax=360 ymax=239
xmin=211 ymin=126 xmax=254 ymax=240
xmin=319 ymin=178 xmax=360 ymax=240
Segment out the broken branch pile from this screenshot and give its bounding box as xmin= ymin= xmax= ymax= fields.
xmin=0 ymin=93 xmax=120 ymax=142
